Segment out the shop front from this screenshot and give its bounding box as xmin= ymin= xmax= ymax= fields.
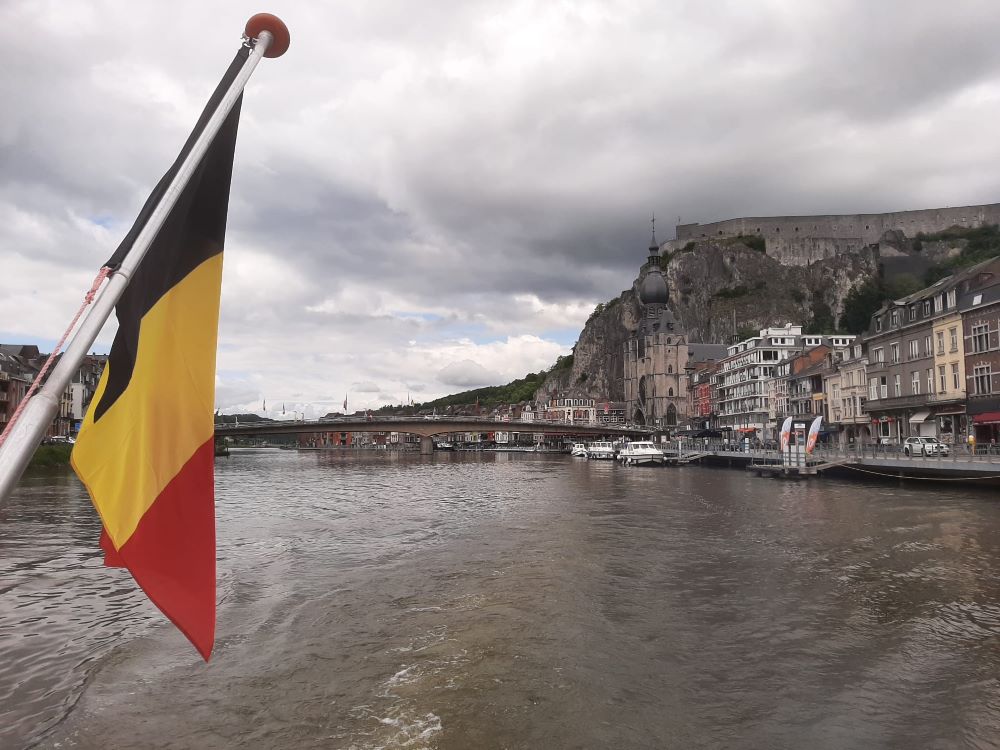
xmin=968 ymin=396 xmax=1000 ymax=448
xmin=972 ymin=411 xmax=1000 ymax=446
xmin=931 ymin=406 xmax=965 ymax=446
xmin=869 ymin=415 xmax=900 ymax=444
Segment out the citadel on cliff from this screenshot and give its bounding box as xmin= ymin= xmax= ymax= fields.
xmin=662 ymin=201 xmax=1000 ymax=266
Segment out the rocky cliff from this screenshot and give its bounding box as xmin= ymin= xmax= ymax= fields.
xmin=535 ymin=239 xmax=880 ymax=403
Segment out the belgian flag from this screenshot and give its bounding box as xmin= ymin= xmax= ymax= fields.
xmin=71 ymin=46 xmax=250 ymax=661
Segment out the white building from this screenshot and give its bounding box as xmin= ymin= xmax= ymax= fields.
xmin=716 ymin=324 xmax=855 ymax=438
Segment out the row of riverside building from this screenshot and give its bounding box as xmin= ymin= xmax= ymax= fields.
xmin=686 ymin=257 xmax=1000 ymax=447
xmin=0 ymin=345 xmax=106 ymax=439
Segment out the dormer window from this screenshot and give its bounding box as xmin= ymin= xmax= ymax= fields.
xmin=875 ymin=317 xmax=883 ymax=332
xmin=922 ymin=300 xmax=931 ymax=316
xmin=890 ymin=310 xmax=899 ymax=327
xmin=946 ymin=289 xmax=956 ymax=308
xmin=908 ymin=306 xmax=916 ymax=321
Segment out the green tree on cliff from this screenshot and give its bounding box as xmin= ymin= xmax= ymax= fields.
xmin=840 ymin=280 xmax=884 ymax=334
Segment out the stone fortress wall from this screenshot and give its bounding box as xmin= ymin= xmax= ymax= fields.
xmin=664 ymin=203 xmax=1000 ymax=266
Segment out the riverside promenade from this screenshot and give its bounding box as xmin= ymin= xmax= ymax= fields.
xmin=667 ymin=441 xmax=1000 ymax=482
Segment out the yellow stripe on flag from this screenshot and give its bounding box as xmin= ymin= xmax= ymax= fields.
xmin=72 ymin=253 xmax=223 ymax=549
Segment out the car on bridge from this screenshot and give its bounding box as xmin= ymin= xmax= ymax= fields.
xmin=902 ymin=436 xmax=950 ymax=457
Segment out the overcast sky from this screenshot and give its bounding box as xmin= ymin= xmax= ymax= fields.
xmin=4 ymin=1 xmax=1000 ymax=417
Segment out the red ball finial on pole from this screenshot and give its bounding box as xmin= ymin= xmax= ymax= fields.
xmin=244 ymin=13 xmax=290 ymax=58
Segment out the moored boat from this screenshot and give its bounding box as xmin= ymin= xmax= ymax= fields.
xmin=587 ymin=441 xmax=616 ymax=460
xmin=618 ymin=441 xmax=665 ymax=466
xmin=570 ymin=443 xmax=589 ymax=457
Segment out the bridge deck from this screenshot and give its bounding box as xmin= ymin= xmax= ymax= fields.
xmin=216 ymin=416 xmax=651 ymax=439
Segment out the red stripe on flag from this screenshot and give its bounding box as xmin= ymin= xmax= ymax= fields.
xmin=99 ymin=526 xmax=126 ymax=567
xmin=117 ymin=438 xmax=216 ymax=660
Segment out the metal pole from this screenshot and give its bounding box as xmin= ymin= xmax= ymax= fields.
xmin=0 ymin=30 xmax=275 ymax=503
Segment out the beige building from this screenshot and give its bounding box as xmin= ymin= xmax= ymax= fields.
xmin=824 ymin=343 xmax=869 ymax=447
xmin=930 ymin=311 xmax=966 ymax=443
xmin=623 ymin=238 xmax=688 ymax=428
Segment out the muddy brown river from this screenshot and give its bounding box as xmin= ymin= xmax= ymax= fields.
xmin=2 ymin=449 xmax=999 ymax=749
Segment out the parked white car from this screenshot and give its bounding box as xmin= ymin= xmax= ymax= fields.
xmin=903 ymin=436 xmax=950 ymax=457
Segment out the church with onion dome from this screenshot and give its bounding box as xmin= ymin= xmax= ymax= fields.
xmin=623 ymin=228 xmax=690 ymax=428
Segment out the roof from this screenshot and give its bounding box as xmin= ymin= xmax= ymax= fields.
xmin=881 ymin=256 xmax=1000 ymax=311
xmin=958 ymin=277 xmax=1000 ymax=311
xmin=793 ymin=360 xmax=832 ymax=378
xmin=687 ymin=344 xmax=728 ymax=363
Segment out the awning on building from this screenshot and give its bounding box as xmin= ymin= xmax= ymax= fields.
xmin=973 ymin=411 xmax=1000 ymax=425
xmin=908 ymin=410 xmax=931 ymax=424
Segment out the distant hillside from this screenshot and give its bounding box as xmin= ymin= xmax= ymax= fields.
xmin=372 ymin=366 xmax=568 ymax=415
xmin=418 ymin=370 xmax=549 ymax=409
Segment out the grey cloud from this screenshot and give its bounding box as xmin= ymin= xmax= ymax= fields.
xmin=5 ymin=1 xmax=1000 ymax=410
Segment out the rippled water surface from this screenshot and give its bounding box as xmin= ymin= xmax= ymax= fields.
xmin=2 ymin=449 xmax=1000 ymax=749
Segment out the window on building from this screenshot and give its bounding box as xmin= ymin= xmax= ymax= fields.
xmin=890 ymin=310 xmax=899 ymax=327
xmin=936 ymin=331 xmax=945 ymax=355
xmin=875 ymin=317 xmax=882 ymax=332
xmin=951 ymin=363 xmax=960 ymax=390
xmin=974 ymin=365 xmax=992 ymax=395
xmin=947 ymin=289 xmax=956 ymax=308
xmin=935 ymin=295 xmax=944 ymax=313
xmin=973 ymin=324 xmax=989 ymax=353
xmin=924 ymin=335 xmax=931 ymax=356
xmin=923 ymin=300 xmax=931 ymax=316
xmin=908 ymin=340 xmax=918 ymax=359
xmin=939 ymin=365 xmax=947 ymax=393
xmin=949 ymin=327 xmax=958 ymax=352
xmin=973 ymin=293 xmax=983 ymax=306
xmin=911 ymin=371 xmax=920 ymax=395
xmin=894 ymin=374 xmax=901 ymax=397
xmin=927 ymin=368 xmax=934 ymax=394
xmin=908 ymin=306 xmax=916 ymax=321
xmin=873 ymin=347 xmax=884 ymax=364
xmin=890 ymin=343 xmax=899 ymax=363
xmin=869 ymin=378 xmax=879 ymax=402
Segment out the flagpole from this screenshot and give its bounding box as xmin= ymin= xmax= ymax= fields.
xmin=0 ymin=14 xmax=289 ymax=503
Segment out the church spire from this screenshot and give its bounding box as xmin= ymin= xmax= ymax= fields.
xmin=647 ymin=213 xmax=660 ymax=268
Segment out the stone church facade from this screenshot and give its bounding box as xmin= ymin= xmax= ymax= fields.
xmin=623 ymin=238 xmax=689 ymax=427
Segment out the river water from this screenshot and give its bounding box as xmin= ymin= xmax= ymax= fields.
xmin=1 ymin=449 xmax=999 ymax=749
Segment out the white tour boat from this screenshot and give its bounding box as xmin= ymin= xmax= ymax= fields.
xmin=570 ymin=443 xmax=589 ymax=457
xmin=587 ymin=441 xmax=616 ymax=460
xmin=618 ymin=441 xmax=665 ymax=466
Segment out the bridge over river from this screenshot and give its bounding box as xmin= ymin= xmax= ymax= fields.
xmin=215 ymin=416 xmax=651 ymax=454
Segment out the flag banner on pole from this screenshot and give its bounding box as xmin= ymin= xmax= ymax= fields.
xmin=779 ymin=416 xmax=793 ymax=452
xmin=71 ymin=46 xmax=249 ymax=661
xmin=806 ymin=415 xmax=823 ymax=454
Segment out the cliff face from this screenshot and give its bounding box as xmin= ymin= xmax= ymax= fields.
xmin=535 ymin=240 xmax=879 ymax=403
xmin=535 ymin=291 xmax=641 ymax=404
xmin=665 ymin=241 xmax=879 ymax=342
